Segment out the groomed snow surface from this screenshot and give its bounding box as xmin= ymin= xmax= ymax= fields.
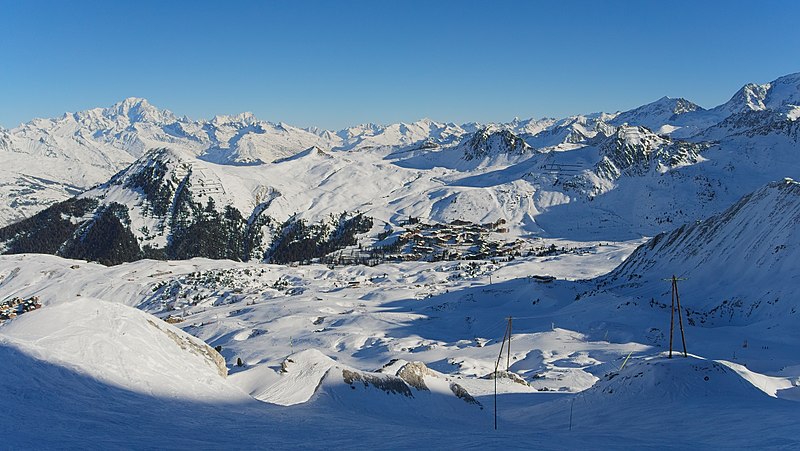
xmin=1 ymin=241 xmax=798 ymax=448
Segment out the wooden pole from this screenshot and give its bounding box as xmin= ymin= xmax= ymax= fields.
xmin=674 ymin=276 xmax=688 ymax=357
xmin=669 ymin=276 xmax=676 ymax=359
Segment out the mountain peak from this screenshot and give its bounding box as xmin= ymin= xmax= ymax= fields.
xmin=116 ymin=96 xmax=150 ymax=107
xmin=611 ymin=96 xmax=702 ymax=130
xmin=714 ymin=73 xmax=800 ymax=117
xmin=461 ymin=128 xmax=531 ymax=161
xmin=211 ymin=111 xmax=258 ymax=125
xmin=764 ymin=72 xmax=800 ymax=110
xmin=723 ymin=83 xmax=768 ymax=113
xmin=105 ymin=97 xmax=176 ymax=124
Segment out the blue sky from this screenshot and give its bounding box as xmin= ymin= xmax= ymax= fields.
xmin=1 ymin=0 xmax=799 ymax=130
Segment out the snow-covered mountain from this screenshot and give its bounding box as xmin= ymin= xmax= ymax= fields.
xmin=0 ymin=146 xmax=382 ymax=264
xmin=653 ymin=72 xmax=800 ymax=139
xmin=333 ymin=118 xmax=467 ymax=151
xmin=610 ymin=96 xmax=703 ymax=132
xmin=2 ymin=72 xmax=800 ymax=259
xmin=0 ymin=102 xmax=465 ymax=227
xmin=709 ymin=73 xmax=800 ymax=118
xmin=557 ymin=125 xmax=711 ymax=197
xmin=524 ymin=113 xmax=616 ymax=149
xmin=601 ymin=178 xmax=800 ymax=325
xmin=459 ymin=127 xmax=533 ymax=161
xmin=197 ymin=114 xmax=332 ymax=165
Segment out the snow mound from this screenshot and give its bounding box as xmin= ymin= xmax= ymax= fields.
xmin=526 ymin=354 xmax=786 ymax=437
xmin=246 ymin=350 xmax=483 ymax=420
xmin=0 ymin=298 xmax=237 ymax=401
xmin=248 ymin=349 xmax=338 ymax=406
xmin=586 ymin=355 xmax=766 ymax=403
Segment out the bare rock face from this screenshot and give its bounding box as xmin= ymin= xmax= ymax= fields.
xmin=484 ymin=369 xmax=529 ymax=386
xmin=394 ymin=360 xmax=482 ymax=407
xmin=461 ymin=128 xmax=532 ymax=161
xmin=396 ymin=361 xmax=437 ymax=391
xmin=341 ymin=368 xmax=413 ymax=397
xmin=450 ymin=382 xmax=482 ymax=407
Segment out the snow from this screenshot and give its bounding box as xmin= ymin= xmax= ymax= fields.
xmin=605 ymin=179 xmax=800 ymax=325
xmin=1 ymin=215 xmax=799 ymax=446
xmin=2 ymin=71 xmax=800 ymax=447
xmin=3 ymin=72 xmax=799 ymax=248
xmin=0 ymin=297 xmax=240 ymax=400
xmin=610 ymin=96 xmax=703 ymax=131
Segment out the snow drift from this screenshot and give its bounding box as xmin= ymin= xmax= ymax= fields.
xmin=236 ymin=349 xmax=484 ymax=424
xmin=0 ymin=298 xmax=239 ymax=401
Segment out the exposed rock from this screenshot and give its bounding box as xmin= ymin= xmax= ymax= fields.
xmin=462 ymin=128 xmax=531 ymax=161
xmin=341 ymin=368 xmax=414 ymax=397
xmin=484 ymin=369 xmax=529 ymax=386
xmin=450 ymin=382 xmax=482 ymax=408
xmin=396 ymin=361 xmax=437 ymax=391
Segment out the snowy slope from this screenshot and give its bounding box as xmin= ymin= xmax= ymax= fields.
xmin=238 ymin=348 xmax=485 ymax=425
xmin=523 ymin=354 xmax=799 ymax=447
xmin=0 ymin=298 xmax=237 ymax=400
xmin=602 ymin=178 xmax=800 ymax=324
xmin=2 ymin=234 xmax=799 ymax=447
xmin=2 ymin=180 xmax=800 ymax=445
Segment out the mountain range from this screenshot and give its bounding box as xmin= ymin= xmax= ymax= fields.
xmin=1 ymin=72 xmax=799 ymax=264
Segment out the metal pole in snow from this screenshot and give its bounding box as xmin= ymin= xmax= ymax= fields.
xmin=663 ymin=276 xmax=689 ymax=358
xmin=674 ymin=276 xmax=688 ymax=357
xmin=669 ymin=277 xmax=676 ymax=358
xmin=493 ymin=319 xmax=510 ymax=431
xmin=506 ymin=317 xmax=512 ymax=372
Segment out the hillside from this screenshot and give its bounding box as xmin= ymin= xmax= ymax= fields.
xmin=600 ymin=178 xmax=800 ymax=325
xmin=2 ymin=221 xmax=799 ymax=447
